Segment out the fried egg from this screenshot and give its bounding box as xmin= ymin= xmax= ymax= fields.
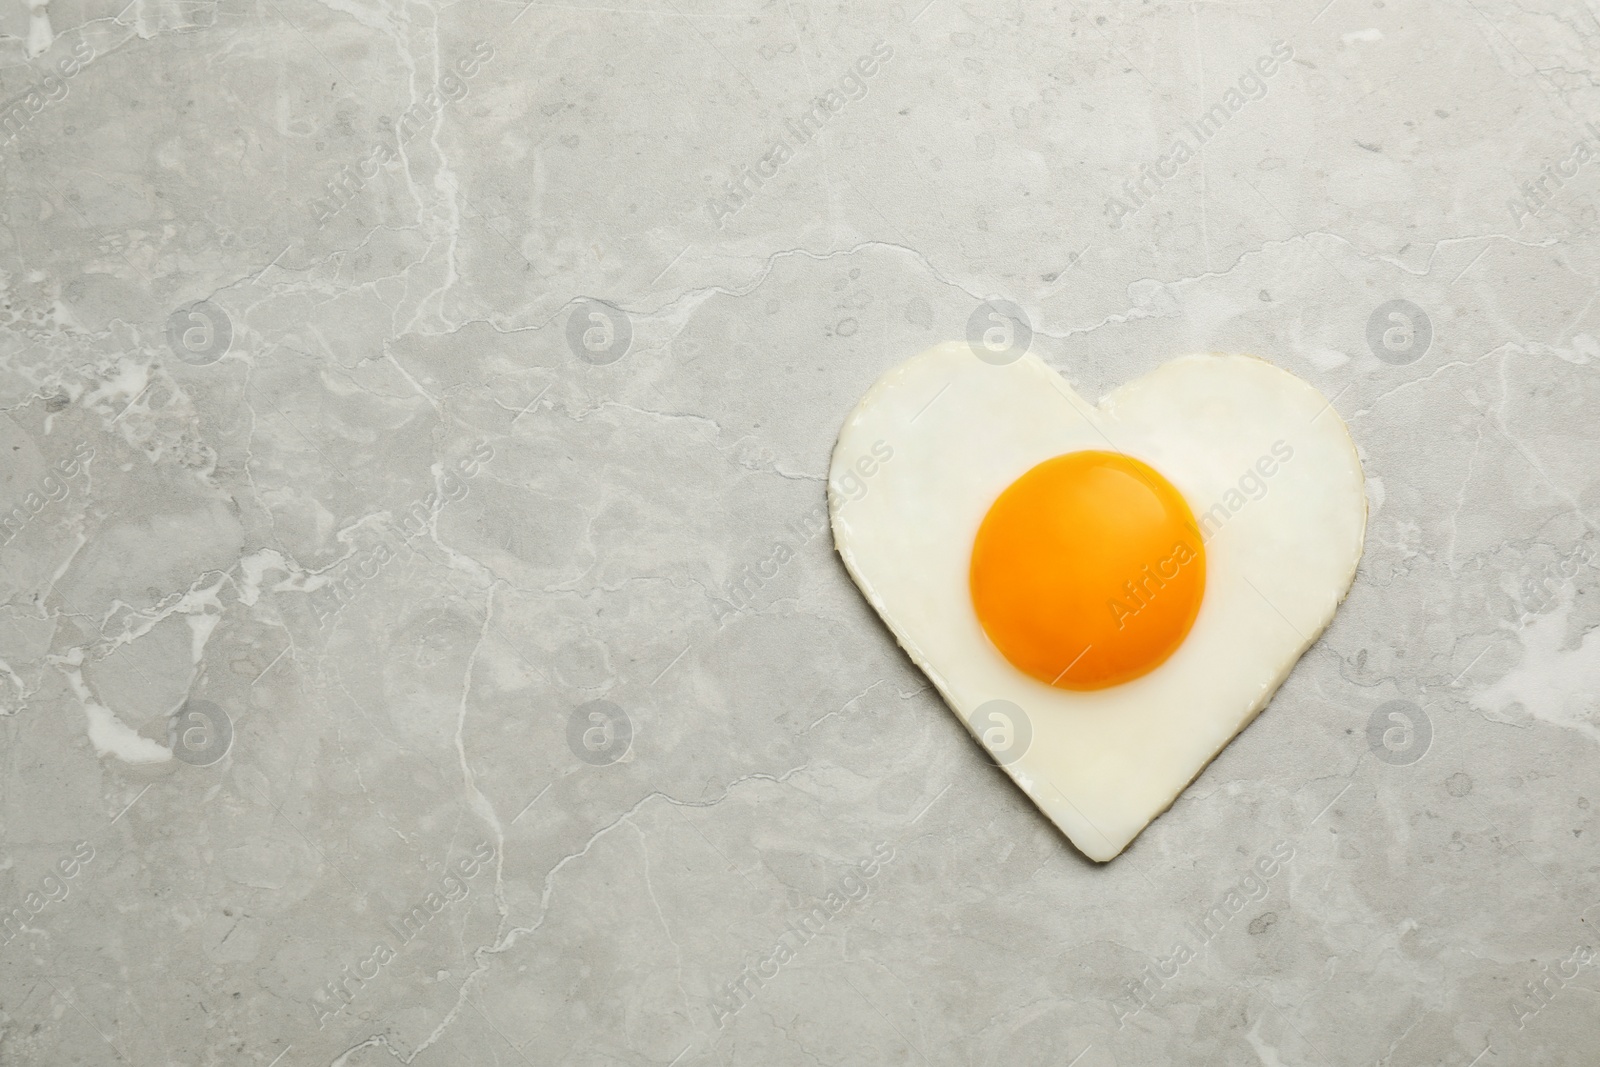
xmin=829 ymin=342 xmax=1366 ymax=861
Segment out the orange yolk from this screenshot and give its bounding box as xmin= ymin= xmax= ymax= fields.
xmin=969 ymin=450 xmax=1206 ymax=690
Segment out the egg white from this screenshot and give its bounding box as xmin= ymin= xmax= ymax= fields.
xmin=829 ymin=342 xmax=1366 ymax=861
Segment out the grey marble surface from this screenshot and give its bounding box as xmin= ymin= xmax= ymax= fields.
xmin=1 ymin=0 xmax=1598 ymax=1064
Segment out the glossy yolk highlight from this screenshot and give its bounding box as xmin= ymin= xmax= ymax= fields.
xmin=970 ymin=451 xmax=1206 ymax=690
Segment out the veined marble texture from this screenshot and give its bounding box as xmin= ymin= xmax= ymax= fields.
xmin=0 ymin=0 xmax=1597 ymax=1063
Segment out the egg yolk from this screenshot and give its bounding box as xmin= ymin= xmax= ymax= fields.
xmin=970 ymin=450 xmax=1206 ymax=690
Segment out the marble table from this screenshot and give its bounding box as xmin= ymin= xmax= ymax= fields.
xmin=0 ymin=0 xmax=1596 ymax=1063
